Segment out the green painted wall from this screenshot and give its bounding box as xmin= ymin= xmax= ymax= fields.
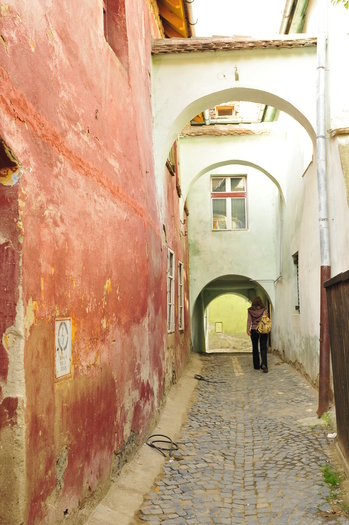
xmin=208 ymin=294 xmax=250 ymax=334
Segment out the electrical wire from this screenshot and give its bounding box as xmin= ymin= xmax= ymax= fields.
xmin=194 ymin=374 xmax=226 ymax=384
xmin=146 ymin=434 xmax=179 ymax=458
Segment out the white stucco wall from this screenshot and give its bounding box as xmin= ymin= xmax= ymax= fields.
xmin=180 ymin=131 xmax=288 ymax=202
xmin=272 ymin=114 xmax=321 ymax=381
xmin=326 ymin=2 xmax=349 ymax=277
xmin=152 ymin=44 xmax=317 ymax=222
xmin=327 ymin=3 xmax=349 ymax=133
xmin=181 ymin=112 xmax=322 ymax=380
xmin=152 ymin=0 xmax=349 ymax=382
xmin=187 ymin=164 xmax=279 ymax=313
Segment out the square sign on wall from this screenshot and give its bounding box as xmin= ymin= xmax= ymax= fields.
xmin=55 ymin=318 xmax=72 ymax=379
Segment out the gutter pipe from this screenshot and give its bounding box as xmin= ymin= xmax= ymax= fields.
xmin=289 ymin=0 xmax=310 ymax=33
xmin=316 ymin=0 xmax=331 ymax=417
xmin=203 ymin=109 xmax=211 ymax=125
xmin=279 ymin=0 xmax=297 ymax=34
xmin=184 ymin=0 xmax=197 ymax=37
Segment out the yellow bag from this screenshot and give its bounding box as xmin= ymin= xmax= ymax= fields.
xmin=257 ymin=313 xmax=272 ymax=334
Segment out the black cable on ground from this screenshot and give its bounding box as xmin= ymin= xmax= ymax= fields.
xmin=146 ymin=434 xmax=179 ymax=458
xmin=194 ymin=374 xmax=226 ymax=384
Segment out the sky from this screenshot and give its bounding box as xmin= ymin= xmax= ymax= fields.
xmin=192 ymin=0 xmax=285 ymax=38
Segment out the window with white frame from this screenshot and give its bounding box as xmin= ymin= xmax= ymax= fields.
xmin=178 ymin=261 xmax=184 ymax=331
xmin=167 ymin=248 xmax=175 ymax=332
xmin=211 ymin=176 xmax=247 ymax=230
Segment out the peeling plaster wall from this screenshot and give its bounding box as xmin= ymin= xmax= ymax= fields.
xmin=0 ymin=167 xmax=26 ymax=524
xmin=163 ymin=164 xmax=191 ymax=394
xmin=0 ymin=0 xmax=190 ymax=523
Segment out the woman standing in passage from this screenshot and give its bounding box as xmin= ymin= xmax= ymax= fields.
xmin=247 ymin=296 xmax=269 ymax=372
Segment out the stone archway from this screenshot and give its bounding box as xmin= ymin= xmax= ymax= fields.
xmin=152 ymin=40 xmax=317 ymax=189
xmin=192 ymin=274 xmax=272 ymax=353
xmin=179 ymin=131 xmax=288 ymax=203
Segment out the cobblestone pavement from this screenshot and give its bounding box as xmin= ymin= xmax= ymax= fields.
xmin=138 ymin=353 xmax=349 ymax=525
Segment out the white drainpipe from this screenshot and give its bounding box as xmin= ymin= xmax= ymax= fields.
xmin=185 ymin=0 xmax=197 ymax=37
xmin=317 ymin=0 xmax=330 ymax=266
xmin=317 ymin=0 xmax=331 ymax=417
xmin=203 ymin=110 xmax=211 ymax=125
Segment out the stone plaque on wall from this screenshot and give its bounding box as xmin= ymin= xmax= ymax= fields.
xmin=55 ymin=318 xmax=72 ymax=379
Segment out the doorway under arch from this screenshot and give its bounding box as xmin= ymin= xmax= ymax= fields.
xmin=205 ymin=293 xmax=252 ymax=354
xmin=192 ymin=274 xmax=272 ymax=353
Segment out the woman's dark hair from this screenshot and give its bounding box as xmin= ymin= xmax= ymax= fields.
xmin=251 ymin=296 xmax=265 ymax=309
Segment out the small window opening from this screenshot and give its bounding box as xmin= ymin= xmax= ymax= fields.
xmin=103 ymin=0 xmax=129 ymax=70
xmin=292 ymin=252 xmax=300 ymax=313
xmin=215 ymin=322 xmax=223 ymax=333
xmin=0 ymin=140 xmax=21 ymax=187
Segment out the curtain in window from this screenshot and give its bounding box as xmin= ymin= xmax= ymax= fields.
xmin=231 ymin=198 xmax=246 ymax=229
xmin=212 ymin=199 xmax=227 ymax=229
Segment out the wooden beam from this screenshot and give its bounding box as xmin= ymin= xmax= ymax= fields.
xmin=163 ymin=0 xmax=181 ymax=8
xmin=158 ymin=4 xmax=185 ymax=33
xmin=158 ymin=0 xmax=184 ymax=19
xmin=162 ymin=20 xmax=184 ymax=38
xmin=160 ymin=0 xmax=182 ymax=16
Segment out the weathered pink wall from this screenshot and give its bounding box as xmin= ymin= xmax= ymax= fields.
xmin=0 ymin=0 xmax=190 ymax=523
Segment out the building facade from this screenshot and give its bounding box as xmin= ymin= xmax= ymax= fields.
xmin=0 ymin=1 xmax=191 ymax=523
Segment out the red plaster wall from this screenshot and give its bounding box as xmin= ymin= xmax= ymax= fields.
xmin=0 ymin=174 xmax=23 ymax=523
xmin=0 ymin=0 xmax=190 ymax=523
xmin=163 ymin=163 xmax=191 ymax=388
xmin=0 ymin=184 xmax=19 ymax=381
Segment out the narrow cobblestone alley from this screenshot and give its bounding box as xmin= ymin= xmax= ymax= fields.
xmin=136 ymin=354 xmax=349 ymax=525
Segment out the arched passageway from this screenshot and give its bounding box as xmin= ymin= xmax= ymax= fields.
xmin=192 ymin=275 xmax=272 ymax=353
xmin=205 ymin=293 xmax=252 ymax=354
xmin=152 ymin=40 xmax=317 ymax=193
xmin=152 ymin=37 xmax=323 ymax=386
xmin=179 ymin=132 xmax=287 ymax=203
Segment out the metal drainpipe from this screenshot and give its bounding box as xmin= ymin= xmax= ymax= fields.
xmin=203 ymin=110 xmax=211 ymax=125
xmin=184 ymin=0 xmax=197 ymax=37
xmin=316 ymin=0 xmax=331 ymax=417
xmin=279 ymin=0 xmax=297 ymax=33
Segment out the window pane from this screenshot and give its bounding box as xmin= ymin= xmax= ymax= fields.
xmin=168 ymin=250 xmax=174 ymax=277
xmin=212 ymin=178 xmax=226 ymax=193
xmin=230 ymin=177 xmax=245 ymax=192
xmin=231 ymin=198 xmax=246 ymax=229
xmin=167 ymin=281 xmax=171 ymax=303
xmin=212 ymin=199 xmax=227 ymax=230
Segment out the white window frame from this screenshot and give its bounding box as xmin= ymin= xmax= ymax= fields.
xmin=178 ymin=261 xmax=184 ymax=331
xmin=167 ymin=248 xmax=175 ymax=332
xmin=211 ymin=176 xmax=247 ymax=231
